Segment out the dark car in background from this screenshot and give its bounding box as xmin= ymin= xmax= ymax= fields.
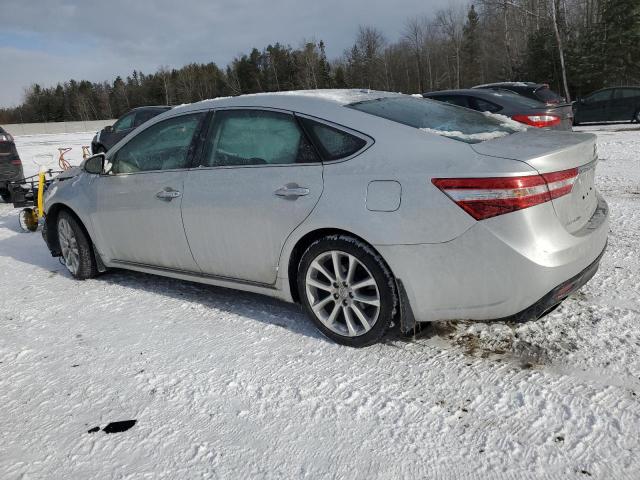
xmin=473 ymin=82 xmax=566 ymax=105
xmin=0 ymin=127 xmax=24 ymax=202
xmin=573 ymin=87 xmax=640 ymax=125
xmin=91 ymin=106 xmax=171 ymax=154
xmin=423 ymin=89 xmax=574 ymax=130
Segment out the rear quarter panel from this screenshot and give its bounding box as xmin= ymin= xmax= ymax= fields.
xmin=279 ymin=115 xmax=539 ymax=276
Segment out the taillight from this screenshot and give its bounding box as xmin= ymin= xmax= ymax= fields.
xmin=11 ymin=158 xmax=22 ymax=166
xmin=512 ymin=114 xmax=561 ymax=128
xmin=432 ymin=168 xmax=578 ymax=220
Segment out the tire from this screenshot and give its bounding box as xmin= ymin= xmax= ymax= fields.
xmin=93 ymin=144 xmax=106 ymax=154
xmin=297 ymin=235 xmax=397 ymax=347
xmin=0 ymin=191 xmax=10 ymax=203
xmin=634 ymin=110 xmax=640 ymax=123
xmin=57 ymin=211 xmax=98 ymax=279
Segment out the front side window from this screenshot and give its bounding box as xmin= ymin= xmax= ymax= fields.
xmin=348 ymin=96 xmax=525 ymax=144
xmin=112 ymin=112 xmax=135 ymax=132
xmin=202 ymin=110 xmax=318 ymax=167
xmin=587 ymin=90 xmax=612 ymax=103
xmin=108 ymin=113 xmax=204 ymax=174
xmin=299 ymin=118 xmax=366 ymax=161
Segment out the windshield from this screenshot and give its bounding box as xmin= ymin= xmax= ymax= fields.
xmin=347 ymin=96 xmax=525 ymax=144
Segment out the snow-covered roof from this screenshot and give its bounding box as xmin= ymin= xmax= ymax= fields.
xmin=473 ymin=82 xmax=536 ymax=88
xmin=173 ymin=89 xmax=402 ymax=113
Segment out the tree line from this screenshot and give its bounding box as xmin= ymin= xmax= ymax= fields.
xmin=1 ymin=0 xmax=637 ymax=124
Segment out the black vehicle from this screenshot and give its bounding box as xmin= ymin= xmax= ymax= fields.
xmin=423 ymin=89 xmax=574 ymax=130
xmin=473 ymin=82 xmax=566 ymax=105
xmin=91 ymin=106 xmax=171 ymax=154
xmin=0 ymin=126 xmax=24 ymax=203
xmin=573 ymin=87 xmax=640 ymax=125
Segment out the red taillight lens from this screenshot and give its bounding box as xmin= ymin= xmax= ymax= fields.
xmin=11 ymin=158 xmax=22 ymax=165
xmin=432 ymin=168 xmax=578 ymax=220
xmin=512 ymin=114 xmax=561 ymax=128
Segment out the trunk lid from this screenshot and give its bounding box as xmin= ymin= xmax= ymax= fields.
xmin=472 ymin=130 xmax=598 ymax=233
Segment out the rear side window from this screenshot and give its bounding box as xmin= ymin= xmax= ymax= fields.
xmin=348 ymin=96 xmax=525 ymax=144
xmin=433 ymin=95 xmax=471 ymax=108
xmin=473 ymin=98 xmax=502 ymax=113
xmin=534 ymin=86 xmax=565 ymax=104
xmin=202 ymin=110 xmax=319 ymax=167
xmin=299 ymin=118 xmax=366 ymax=161
xmin=614 ymin=88 xmax=640 ymax=99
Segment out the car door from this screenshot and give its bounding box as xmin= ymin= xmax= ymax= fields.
xmin=91 ymin=111 xmax=206 ymax=271
xmin=610 ymin=88 xmax=639 ymax=121
xmin=181 ymin=108 xmax=323 ymax=285
xmin=578 ymin=89 xmax=612 ymax=122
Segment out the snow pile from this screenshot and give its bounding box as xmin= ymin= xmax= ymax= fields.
xmin=420 ymin=127 xmax=511 ymax=143
xmin=482 ymin=111 xmax=529 ymax=131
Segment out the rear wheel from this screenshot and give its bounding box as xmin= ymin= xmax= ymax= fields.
xmin=57 ymin=211 xmax=98 ymax=279
xmin=0 ymin=190 xmax=10 ymax=203
xmin=297 ymin=235 xmax=397 ymax=347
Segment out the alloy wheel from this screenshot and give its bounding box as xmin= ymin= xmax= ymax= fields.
xmin=305 ymin=250 xmax=381 ymax=337
xmin=58 ymin=218 xmax=80 ymax=275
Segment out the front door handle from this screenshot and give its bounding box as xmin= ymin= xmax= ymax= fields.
xmin=156 ymin=188 xmax=182 ymax=201
xmin=274 ymin=184 xmax=310 ymax=198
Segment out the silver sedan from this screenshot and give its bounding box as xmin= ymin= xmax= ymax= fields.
xmin=42 ymin=90 xmax=609 ymax=347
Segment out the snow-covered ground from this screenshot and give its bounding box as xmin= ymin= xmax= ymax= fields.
xmin=1 ymin=125 xmax=639 ymax=479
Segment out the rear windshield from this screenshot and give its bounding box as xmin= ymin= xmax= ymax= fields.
xmin=486 ymin=89 xmax=545 ymax=108
xmin=347 ymin=96 xmax=525 ymax=144
xmin=534 ymin=86 xmax=564 ymax=104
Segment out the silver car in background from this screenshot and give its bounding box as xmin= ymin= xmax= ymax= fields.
xmin=42 ymin=90 xmax=609 ymax=347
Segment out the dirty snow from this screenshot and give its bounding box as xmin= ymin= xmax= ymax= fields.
xmin=1 ymin=124 xmax=640 ymax=479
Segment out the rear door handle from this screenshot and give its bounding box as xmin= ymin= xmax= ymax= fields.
xmin=274 ymin=184 xmax=310 ymax=198
xmin=156 ymin=188 xmax=182 ymax=201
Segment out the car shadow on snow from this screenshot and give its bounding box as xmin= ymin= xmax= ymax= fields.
xmin=0 ymin=225 xmax=328 ymax=342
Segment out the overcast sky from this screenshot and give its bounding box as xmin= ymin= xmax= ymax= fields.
xmin=0 ymin=0 xmax=450 ymax=107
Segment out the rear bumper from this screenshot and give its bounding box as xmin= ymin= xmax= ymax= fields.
xmin=377 ymin=194 xmax=609 ymax=323
xmin=496 ymin=241 xmax=606 ymax=323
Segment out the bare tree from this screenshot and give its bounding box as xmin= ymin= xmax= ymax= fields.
xmin=550 ymin=0 xmax=572 ymax=101
xmin=435 ymin=6 xmax=465 ymax=89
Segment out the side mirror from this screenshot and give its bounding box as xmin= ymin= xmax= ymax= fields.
xmin=104 ymin=125 xmax=113 ymax=133
xmin=84 ymin=153 xmax=105 ymax=174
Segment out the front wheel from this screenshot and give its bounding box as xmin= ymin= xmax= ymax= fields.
xmin=297 ymin=235 xmax=397 ymax=347
xmin=57 ymin=211 xmax=98 ymax=279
